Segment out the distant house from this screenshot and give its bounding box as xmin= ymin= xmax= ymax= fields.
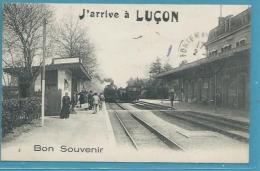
xmin=3 ymin=57 xmax=91 ymax=115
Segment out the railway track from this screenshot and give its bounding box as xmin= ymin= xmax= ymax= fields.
xmin=133 ymin=101 xmax=249 ymax=143
xmin=108 ymin=103 xmax=184 ymax=151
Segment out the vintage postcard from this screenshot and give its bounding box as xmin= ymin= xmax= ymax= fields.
xmin=1 ymin=3 xmax=250 ymax=163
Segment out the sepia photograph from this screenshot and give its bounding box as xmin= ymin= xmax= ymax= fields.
xmin=1 ymin=3 xmax=250 ymax=162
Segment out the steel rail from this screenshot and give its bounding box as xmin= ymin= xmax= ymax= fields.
xmin=137 ymin=101 xmax=249 ymax=127
xmin=113 ymin=110 xmax=139 ymax=150
xmin=115 ymin=103 xmax=184 ymax=151
xmin=134 ymin=102 xmax=248 ymax=143
xmin=137 ymin=101 xmax=248 ymax=132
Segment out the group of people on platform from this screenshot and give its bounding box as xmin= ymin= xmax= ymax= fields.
xmin=78 ymin=90 xmax=105 ymax=113
xmin=60 ymin=90 xmax=105 ymax=119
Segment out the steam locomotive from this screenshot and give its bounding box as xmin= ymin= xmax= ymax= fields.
xmin=104 ymin=84 xmax=141 ymax=103
xmin=103 ymin=84 xmax=118 ymax=103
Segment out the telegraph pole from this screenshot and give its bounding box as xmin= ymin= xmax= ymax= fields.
xmin=41 ymin=18 xmax=47 ymax=127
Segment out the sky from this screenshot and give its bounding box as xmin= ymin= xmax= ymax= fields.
xmin=52 ymin=4 xmax=249 ymax=87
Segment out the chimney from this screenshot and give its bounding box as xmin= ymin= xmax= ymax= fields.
xmin=218 ymin=17 xmax=225 ymax=26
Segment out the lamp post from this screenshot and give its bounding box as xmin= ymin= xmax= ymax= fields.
xmin=41 ymin=18 xmax=47 ymax=127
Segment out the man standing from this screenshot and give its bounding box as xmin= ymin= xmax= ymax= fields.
xmin=71 ymin=91 xmax=78 ymax=113
xmin=84 ymin=90 xmax=89 ymax=110
xmin=88 ymin=90 xmax=93 ymax=110
xmin=99 ymin=93 xmax=105 ymax=111
xmin=79 ymin=89 xmax=85 ymax=108
xmin=169 ymin=89 xmax=175 ymax=110
xmin=92 ymin=93 xmax=100 ymax=114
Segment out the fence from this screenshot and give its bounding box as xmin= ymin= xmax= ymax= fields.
xmin=2 ymin=96 xmax=41 ymax=136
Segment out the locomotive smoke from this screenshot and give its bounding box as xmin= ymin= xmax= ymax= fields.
xmin=103 ymin=78 xmax=114 ymax=84
xmin=93 ymin=76 xmax=114 ymax=84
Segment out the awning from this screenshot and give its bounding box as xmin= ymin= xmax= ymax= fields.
xmin=156 ymin=47 xmax=249 ymax=79
xmin=4 ymin=62 xmax=91 ymax=81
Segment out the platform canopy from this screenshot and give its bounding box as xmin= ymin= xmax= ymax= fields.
xmin=4 ymin=57 xmax=91 ymax=81
xmin=156 ymin=47 xmax=249 ymax=79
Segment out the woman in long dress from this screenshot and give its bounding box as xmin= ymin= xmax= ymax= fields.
xmin=60 ymin=92 xmax=71 ymax=119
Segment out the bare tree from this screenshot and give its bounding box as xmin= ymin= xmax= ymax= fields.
xmin=3 ymin=3 xmax=53 ymax=97
xmin=53 ymin=18 xmax=97 ymax=77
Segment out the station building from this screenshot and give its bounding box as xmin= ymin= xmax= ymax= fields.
xmin=4 ymin=57 xmax=91 ymax=115
xmin=157 ymin=8 xmax=251 ymax=111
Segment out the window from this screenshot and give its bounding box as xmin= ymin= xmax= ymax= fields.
xmin=240 ymin=39 xmax=246 ymax=46
xmin=227 ymin=45 xmax=232 ymax=50
xmin=64 ymin=79 xmax=69 ymax=91
xmin=236 ymin=39 xmax=247 ymax=48
xmin=222 ymin=44 xmax=232 ymax=52
xmin=236 ymin=42 xmax=240 ymax=47
xmin=209 ymin=50 xmax=218 ymax=56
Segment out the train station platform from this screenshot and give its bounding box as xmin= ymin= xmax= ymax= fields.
xmin=139 ymin=99 xmax=249 ymax=123
xmin=1 ymin=105 xmax=116 ymax=161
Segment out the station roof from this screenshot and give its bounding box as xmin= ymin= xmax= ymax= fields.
xmin=4 ymin=58 xmax=91 ymax=81
xmin=156 ymin=57 xmax=209 ymax=79
xmin=156 ymin=47 xmax=249 ymax=79
xmin=46 ymin=62 xmax=91 ymax=80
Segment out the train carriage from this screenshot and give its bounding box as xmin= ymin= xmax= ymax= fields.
xmin=125 ymin=86 xmax=141 ymax=102
xmin=104 ymin=84 xmax=141 ymax=103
